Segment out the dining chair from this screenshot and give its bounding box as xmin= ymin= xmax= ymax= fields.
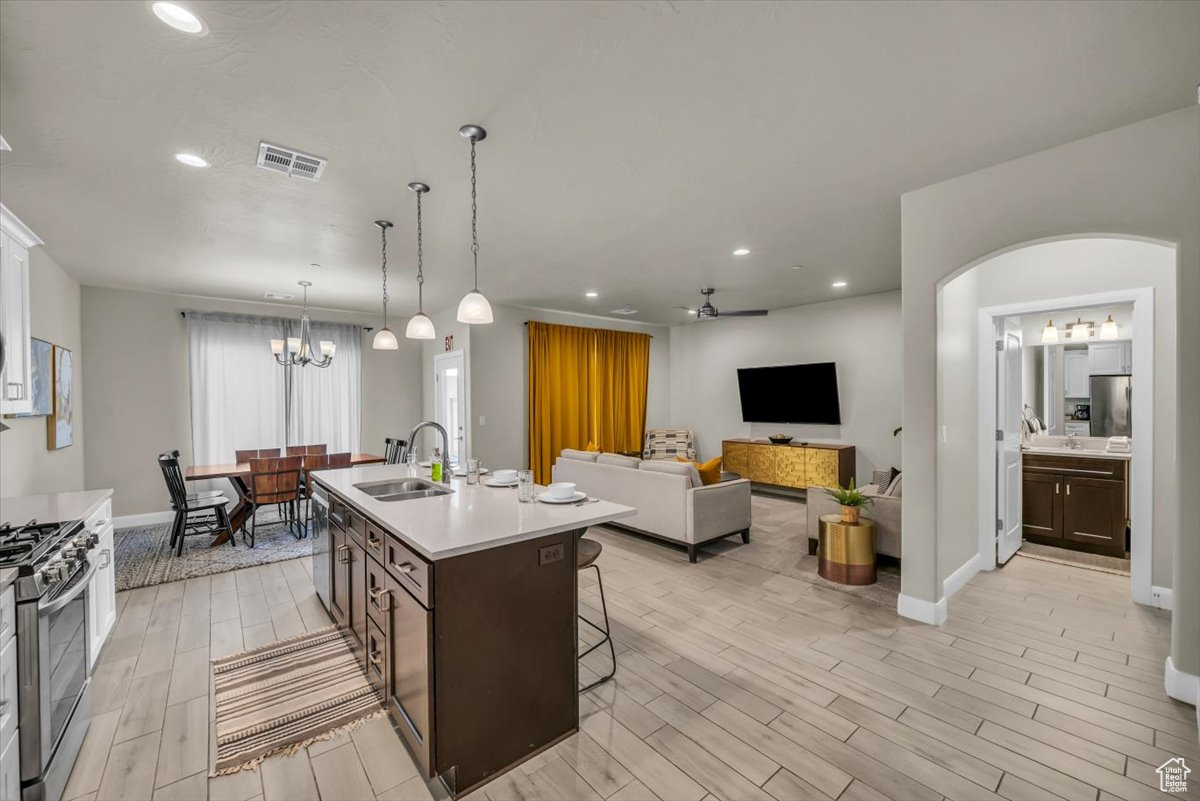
xmin=160 ymin=450 xmax=224 ymax=503
xmin=159 ymin=453 xmax=235 ymax=556
xmin=384 ymin=437 xmax=407 ymax=464
xmin=235 ymin=448 xmax=281 ymax=464
xmin=245 ymin=456 xmax=303 ymax=546
xmin=287 ymin=444 xmax=328 ymax=457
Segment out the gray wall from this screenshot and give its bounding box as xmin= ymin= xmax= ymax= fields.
xmin=937 ymin=240 xmax=1176 ymax=586
xmin=901 ymin=106 xmax=1199 ymax=678
xmin=81 ymin=287 xmax=423 ymax=516
xmin=0 ymin=248 xmax=84 ymax=498
xmin=668 ymin=291 xmax=902 ymax=483
xmin=469 ymin=304 xmax=669 ymax=470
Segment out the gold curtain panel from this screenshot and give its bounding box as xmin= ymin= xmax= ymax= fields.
xmin=528 ymin=321 xmax=651 ymax=484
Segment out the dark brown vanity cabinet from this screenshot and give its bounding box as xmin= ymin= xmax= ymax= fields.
xmin=1022 ymin=454 xmax=1128 ymax=557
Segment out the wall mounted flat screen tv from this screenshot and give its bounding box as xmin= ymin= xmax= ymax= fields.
xmin=737 ymin=362 xmax=841 ymax=424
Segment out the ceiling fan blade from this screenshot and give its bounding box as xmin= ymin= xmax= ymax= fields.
xmin=720 ymin=309 xmax=769 ymax=317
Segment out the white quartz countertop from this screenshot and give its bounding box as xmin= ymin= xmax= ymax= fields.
xmin=311 ymin=464 xmax=636 ymax=561
xmin=0 ymin=489 xmax=113 ymax=526
xmin=1021 ymin=446 xmax=1131 ymax=461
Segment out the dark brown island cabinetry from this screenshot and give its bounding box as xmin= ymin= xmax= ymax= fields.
xmin=1021 ymin=453 xmax=1128 ymax=558
xmin=316 ymin=484 xmax=582 ymax=798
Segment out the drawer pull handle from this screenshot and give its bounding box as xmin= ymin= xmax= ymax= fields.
xmin=1066 ymin=484 xmax=1071 ymax=496
xmin=367 ymin=535 xmax=382 ymax=551
xmin=368 ymin=587 xmax=391 ymax=611
xmin=100 ymin=549 xmax=112 ymax=569
xmin=1055 ymin=483 xmax=1060 ymax=495
xmin=391 ymin=561 xmax=416 ymax=576
xmin=368 ymin=650 xmax=383 ymax=666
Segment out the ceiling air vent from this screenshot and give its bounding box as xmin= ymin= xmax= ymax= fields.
xmin=610 ymin=305 xmax=638 ymax=316
xmin=264 ymin=291 xmax=295 ymax=301
xmin=256 ymin=142 xmax=327 ymax=181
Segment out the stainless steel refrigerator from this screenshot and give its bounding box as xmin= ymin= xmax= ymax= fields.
xmin=1090 ymin=374 xmax=1132 ymax=437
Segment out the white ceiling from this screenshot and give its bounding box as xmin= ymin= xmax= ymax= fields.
xmin=1 ymin=1 xmax=1197 ymax=324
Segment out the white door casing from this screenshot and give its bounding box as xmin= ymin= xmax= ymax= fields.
xmin=434 ymin=350 xmax=467 ymax=465
xmin=996 ymin=319 xmax=1023 ymax=565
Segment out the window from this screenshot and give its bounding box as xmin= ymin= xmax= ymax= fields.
xmin=186 ymin=312 xmax=361 ymax=464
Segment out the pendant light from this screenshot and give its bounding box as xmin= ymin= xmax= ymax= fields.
xmin=372 ymin=220 xmax=399 ymax=350
xmin=405 ymin=182 xmax=436 ymax=339
xmin=1069 ymin=316 xmax=1090 ymax=342
xmin=1099 ymin=314 xmax=1119 ymax=340
xmin=456 ymin=124 xmax=493 ymax=324
xmin=270 ymin=281 xmax=335 ymax=368
xmin=1041 ymin=319 xmax=1058 ymax=344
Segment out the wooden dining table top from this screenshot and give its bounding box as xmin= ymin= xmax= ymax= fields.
xmin=184 ymin=453 xmax=387 ymax=480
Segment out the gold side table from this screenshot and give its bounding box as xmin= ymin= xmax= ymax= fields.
xmin=817 ymin=514 xmax=876 ymax=585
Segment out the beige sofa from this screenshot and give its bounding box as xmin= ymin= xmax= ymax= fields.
xmin=553 ymin=449 xmax=752 ymax=562
xmin=806 ymin=480 xmax=902 ymax=559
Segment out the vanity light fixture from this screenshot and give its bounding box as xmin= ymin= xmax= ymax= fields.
xmin=405 ymin=183 xmax=436 ymax=340
xmin=1099 ymin=314 xmax=1119 ymax=340
xmin=270 ymin=281 xmax=335 ymax=367
xmin=175 ymin=153 xmax=208 ymax=168
xmin=456 ymin=124 xmax=493 ymax=324
xmin=152 ymin=2 xmax=207 ymax=35
xmin=1041 ymin=319 xmax=1059 ymax=344
xmin=371 ymin=221 xmax=399 ymax=350
xmin=1069 ymin=317 xmax=1091 ymax=342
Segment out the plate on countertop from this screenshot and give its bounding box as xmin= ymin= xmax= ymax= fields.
xmin=484 ymin=478 xmax=518 ymax=488
xmin=536 ymin=490 xmax=588 ymax=504
xmin=452 ymin=467 xmax=490 ymax=477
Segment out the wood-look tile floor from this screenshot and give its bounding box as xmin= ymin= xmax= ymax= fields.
xmin=65 ymin=526 xmax=1198 ymax=801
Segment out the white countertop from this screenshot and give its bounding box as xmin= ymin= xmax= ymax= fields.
xmin=1021 ymin=446 xmax=1131 ymax=461
xmin=311 ymin=464 xmax=636 ymax=561
xmin=0 ymin=489 xmax=113 ymax=526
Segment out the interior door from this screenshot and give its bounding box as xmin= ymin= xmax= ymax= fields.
xmin=434 ymin=350 xmax=467 ymax=466
xmin=996 ymin=318 xmax=1024 ymax=564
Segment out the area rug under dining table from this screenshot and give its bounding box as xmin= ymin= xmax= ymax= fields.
xmin=114 ymin=510 xmax=311 ymax=591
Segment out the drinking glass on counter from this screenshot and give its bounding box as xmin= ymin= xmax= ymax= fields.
xmin=466 ymin=459 xmax=481 ymax=485
xmin=517 ymin=470 xmax=535 ymax=503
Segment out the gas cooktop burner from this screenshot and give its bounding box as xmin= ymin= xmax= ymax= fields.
xmin=0 ymin=518 xmax=91 ymax=602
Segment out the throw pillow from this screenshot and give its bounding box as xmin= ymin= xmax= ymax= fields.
xmin=885 ymin=473 xmax=903 ymax=497
xmin=872 ymin=467 xmax=898 ymax=493
xmin=677 ymin=456 xmax=723 ymax=486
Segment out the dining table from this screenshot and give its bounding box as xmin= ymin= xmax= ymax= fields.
xmin=185 ymin=453 xmax=387 ymax=546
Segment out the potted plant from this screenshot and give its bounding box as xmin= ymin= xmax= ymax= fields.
xmin=823 ymin=479 xmax=873 ymax=524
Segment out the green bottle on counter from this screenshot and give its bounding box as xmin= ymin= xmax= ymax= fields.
xmin=431 ymin=448 xmax=443 ymax=482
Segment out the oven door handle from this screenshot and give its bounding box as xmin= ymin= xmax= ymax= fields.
xmin=38 ymin=558 xmax=98 ymax=617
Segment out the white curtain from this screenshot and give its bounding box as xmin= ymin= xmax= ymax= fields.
xmin=186 ymin=312 xmax=362 ymax=464
xmin=288 ymin=320 xmax=362 ymax=454
xmin=187 ymin=312 xmax=288 ymax=465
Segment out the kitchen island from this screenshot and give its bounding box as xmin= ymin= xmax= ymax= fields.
xmin=309 ymin=463 xmax=635 ymax=798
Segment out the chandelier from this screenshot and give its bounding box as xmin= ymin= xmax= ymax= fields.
xmin=270 ymin=280 xmax=335 ymax=368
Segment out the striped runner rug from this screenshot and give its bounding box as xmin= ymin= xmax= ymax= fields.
xmin=211 ymin=626 xmax=386 ymax=775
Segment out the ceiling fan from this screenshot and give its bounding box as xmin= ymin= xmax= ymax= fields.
xmin=673 ymin=287 xmax=768 ymax=320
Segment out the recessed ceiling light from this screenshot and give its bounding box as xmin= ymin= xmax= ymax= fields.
xmin=611 ymin=306 xmax=638 ymax=316
xmin=585 ymin=291 xmax=598 ymax=298
xmin=175 ymin=153 xmax=208 ymax=168
xmin=733 ymin=248 xmax=750 ymax=256
xmin=832 ymin=281 xmax=847 ymax=288
xmin=152 ymin=2 xmax=207 ymax=35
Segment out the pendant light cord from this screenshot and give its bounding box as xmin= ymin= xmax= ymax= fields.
xmin=470 ymin=137 xmax=479 ymax=291
xmin=380 ymin=224 xmax=389 ymax=328
xmin=416 ymin=190 xmax=425 ymax=312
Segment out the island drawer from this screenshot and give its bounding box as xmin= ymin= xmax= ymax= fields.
xmin=384 ymin=534 xmax=432 ymax=609
xmin=346 ymin=509 xmax=367 ymax=548
xmin=364 ymin=551 xmax=390 ymax=630
xmin=328 ymin=498 xmax=350 ymax=532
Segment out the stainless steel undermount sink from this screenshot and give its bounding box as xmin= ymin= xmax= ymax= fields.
xmin=354 ymin=478 xmax=453 ymax=502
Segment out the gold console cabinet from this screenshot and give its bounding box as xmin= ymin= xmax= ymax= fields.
xmin=721 ymin=439 xmax=855 ymax=490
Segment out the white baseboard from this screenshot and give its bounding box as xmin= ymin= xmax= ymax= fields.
xmin=1164 ymin=656 xmax=1199 ymax=706
xmin=113 ymin=510 xmax=175 ymax=529
xmin=897 ymin=592 xmax=947 ymax=626
xmin=1149 ymin=586 xmax=1174 ymax=611
xmin=943 ymin=554 xmax=982 ymax=600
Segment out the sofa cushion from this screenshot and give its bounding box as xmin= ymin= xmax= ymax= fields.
xmin=642 ymin=459 xmax=702 ymax=488
xmin=560 ymin=448 xmax=599 ymax=462
xmin=597 ymin=453 xmax=642 ymax=469
xmin=872 ymin=468 xmax=898 ymax=493
xmin=676 ymin=456 xmax=723 ymax=486
xmin=885 ymin=473 xmax=903 ymax=497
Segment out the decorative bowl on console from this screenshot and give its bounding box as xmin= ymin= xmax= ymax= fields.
xmin=768 ymin=434 xmax=793 ymax=445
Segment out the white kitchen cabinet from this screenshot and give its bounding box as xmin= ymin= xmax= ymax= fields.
xmin=1089 ymin=341 xmax=1132 ymax=375
xmin=0 ymin=585 xmax=17 ymax=801
xmin=1063 ymin=350 xmax=1090 ymax=398
xmin=0 ymin=205 xmax=42 ymax=416
xmin=85 ymin=500 xmax=117 ymax=668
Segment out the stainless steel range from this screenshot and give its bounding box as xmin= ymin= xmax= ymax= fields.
xmin=0 ymin=519 xmax=99 ymax=801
